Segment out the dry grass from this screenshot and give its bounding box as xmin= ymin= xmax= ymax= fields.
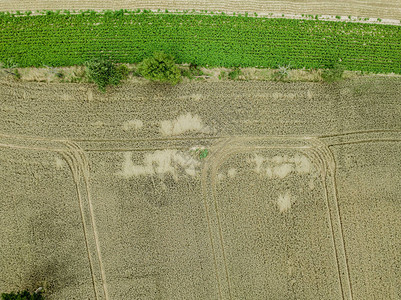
xmin=0 ymin=64 xmax=376 ymax=86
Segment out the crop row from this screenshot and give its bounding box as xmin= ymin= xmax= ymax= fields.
xmin=0 ymin=10 xmax=400 ymax=73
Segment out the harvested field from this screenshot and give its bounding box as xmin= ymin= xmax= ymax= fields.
xmin=1 ymin=77 xmax=401 ymax=299
xmin=1 ymin=0 xmax=401 ymax=20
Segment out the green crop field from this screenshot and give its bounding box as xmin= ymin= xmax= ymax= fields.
xmin=0 ymin=10 xmax=400 ymax=73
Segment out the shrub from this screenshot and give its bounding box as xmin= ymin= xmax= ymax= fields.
xmin=228 ymin=67 xmax=242 ymax=80
xmin=116 ymin=64 xmax=129 ymax=80
xmin=85 ymin=58 xmax=122 ymax=91
xmin=1 ymin=290 xmax=44 ymax=300
xmin=181 ymin=63 xmax=204 ymax=79
xmin=321 ymin=63 xmax=345 ymax=82
xmin=138 ymin=52 xmax=181 ymax=85
xmin=189 ymin=63 xmax=204 ymax=76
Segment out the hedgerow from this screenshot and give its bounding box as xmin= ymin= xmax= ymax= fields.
xmin=0 ymin=10 xmax=400 ymax=74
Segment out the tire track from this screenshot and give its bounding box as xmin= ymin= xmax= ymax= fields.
xmin=308 ymin=141 xmax=348 ymax=300
xmin=0 ymin=135 xmax=105 ymax=300
xmin=201 ymin=137 xmax=231 ymax=300
xmin=60 ymin=149 xmax=100 ymax=300
xmin=311 ymin=138 xmax=355 ymax=300
xmin=63 ymin=141 xmax=109 ymax=300
xmin=203 ymin=136 xmax=314 ymax=300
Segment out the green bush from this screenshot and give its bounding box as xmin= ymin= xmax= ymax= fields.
xmin=85 ymin=58 xmax=122 ymax=91
xmin=116 ymin=64 xmax=129 ymax=80
xmin=228 ymin=67 xmax=242 ymax=80
xmin=1 ymin=290 xmax=44 ymax=300
xmin=181 ymin=63 xmax=204 ymax=79
xmin=138 ymin=52 xmax=181 ymax=85
xmin=321 ymin=63 xmax=345 ymax=82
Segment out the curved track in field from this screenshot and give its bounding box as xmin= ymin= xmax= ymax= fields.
xmin=0 ymin=133 xmax=108 ymax=300
xmin=1 ymin=130 xmax=401 ymax=300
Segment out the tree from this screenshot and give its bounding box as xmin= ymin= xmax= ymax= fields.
xmin=138 ymin=52 xmax=181 ymax=85
xmin=85 ymin=58 xmax=122 ymax=92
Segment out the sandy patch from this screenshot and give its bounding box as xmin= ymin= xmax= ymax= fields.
xmin=252 ymin=153 xmax=311 ymax=179
xmin=118 ymin=150 xmax=200 ymax=180
xmin=217 ymin=173 xmax=226 ymax=181
xmin=91 ymin=121 xmax=104 ymax=129
xmin=227 ymin=168 xmax=237 ymax=178
xmin=273 ymin=164 xmax=294 ymax=179
xmin=253 ymin=154 xmax=265 ymax=173
xmin=122 ymin=119 xmax=143 ymax=131
xmin=292 ymin=154 xmax=312 ymax=174
xmin=87 ymin=88 xmax=93 ymax=101
xmin=160 ymin=113 xmax=208 ymax=135
xmin=55 ymin=157 xmax=65 ymax=170
xmin=276 ymin=191 xmax=292 ymax=213
xmin=309 ymin=178 xmax=315 ymax=190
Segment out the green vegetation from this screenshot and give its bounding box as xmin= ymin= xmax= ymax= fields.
xmin=0 ymin=10 xmax=400 ymax=74
xmin=1 ymin=290 xmax=44 ymax=300
xmin=198 ymin=149 xmax=209 ymax=159
xmin=321 ymin=63 xmax=345 ymax=82
xmin=218 ymin=70 xmax=226 ymax=80
xmin=85 ymin=58 xmax=123 ymax=91
xmin=138 ymin=52 xmax=181 ymax=85
xmin=228 ymin=67 xmax=242 ymax=80
xmin=181 ymin=63 xmax=204 ymax=79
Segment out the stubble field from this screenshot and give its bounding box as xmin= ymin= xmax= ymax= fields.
xmin=1 ymin=77 xmax=401 ymax=299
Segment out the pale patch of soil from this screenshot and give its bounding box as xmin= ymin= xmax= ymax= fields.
xmin=118 ymin=149 xmax=200 ymax=180
xmin=160 ymin=112 xmax=209 ymax=136
xmin=227 ymin=168 xmax=237 ymax=178
xmin=122 ymin=119 xmax=143 ymax=131
xmin=276 ymin=191 xmax=292 ymax=213
xmin=251 ymin=153 xmax=312 ymax=179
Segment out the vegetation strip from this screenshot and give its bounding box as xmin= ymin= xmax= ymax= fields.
xmin=0 ymin=10 xmax=400 ymax=73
